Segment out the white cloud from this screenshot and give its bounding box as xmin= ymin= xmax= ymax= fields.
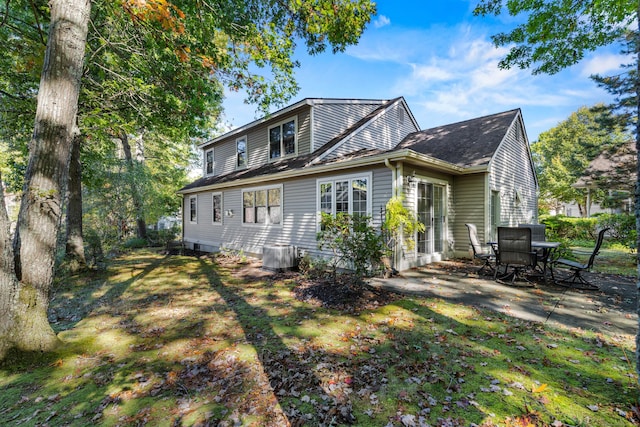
xmin=373 ymin=15 xmax=391 ymax=29
xmin=580 ymin=53 xmax=629 ymax=77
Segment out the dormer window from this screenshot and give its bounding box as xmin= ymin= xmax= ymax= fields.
xmin=236 ymin=136 xmax=247 ymax=168
xmin=205 ymin=148 xmax=214 ymax=175
xmin=269 ymin=118 xmax=296 ymax=160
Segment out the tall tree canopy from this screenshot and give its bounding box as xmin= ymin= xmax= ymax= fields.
xmin=474 ymin=0 xmax=640 ymax=380
xmin=0 ymin=0 xmax=377 ymax=360
xmin=532 ymin=105 xmax=629 ymax=215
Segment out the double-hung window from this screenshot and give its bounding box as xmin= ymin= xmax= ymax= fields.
xmin=189 ymin=195 xmax=197 ymax=223
xmin=318 ymin=173 xmax=371 ymax=221
xmin=269 ymin=118 xmax=296 ymax=160
xmin=243 ymin=186 xmax=282 ymax=225
xmin=212 ymin=193 xmax=222 ymax=224
xmin=205 ymin=149 xmax=214 ymax=175
xmin=236 ymin=137 xmax=247 ymax=168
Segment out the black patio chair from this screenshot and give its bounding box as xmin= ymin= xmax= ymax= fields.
xmin=552 ymin=228 xmax=609 ymax=291
xmin=519 ymin=223 xmax=549 ymax=269
xmin=465 ymin=223 xmax=496 ymax=275
xmin=518 ymin=223 xmax=546 ymax=242
xmin=494 ymin=227 xmax=538 ymax=287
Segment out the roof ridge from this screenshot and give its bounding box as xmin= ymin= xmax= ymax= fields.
xmin=420 ymin=108 xmax=520 ymax=133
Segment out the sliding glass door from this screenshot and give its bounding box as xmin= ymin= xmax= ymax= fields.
xmin=417 ymin=182 xmax=445 ymax=255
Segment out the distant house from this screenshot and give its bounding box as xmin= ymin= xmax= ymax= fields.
xmin=178 ymin=97 xmax=538 ymax=271
xmin=563 ymin=141 xmax=636 ymax=217
xmin=156 ymin=215 xmax=181 ymax=231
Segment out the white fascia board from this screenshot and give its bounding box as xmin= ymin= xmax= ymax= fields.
xmin=399 ymin=97 xmax=421 ymax=130
xmin=178 ymin=149 xmax=469 ymax=195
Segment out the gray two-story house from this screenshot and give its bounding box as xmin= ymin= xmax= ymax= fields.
xmin=178 ymin=97 xmax=538 ymax=271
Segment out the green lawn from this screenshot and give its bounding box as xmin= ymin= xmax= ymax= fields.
xmin=0 ymin=249 xmax=637 ymax=426
xmin=574 ymin=246 xmax=636 ymax=277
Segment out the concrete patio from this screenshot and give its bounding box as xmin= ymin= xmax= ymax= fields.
xmin=368 ymin=260 xmax=636 ymax=338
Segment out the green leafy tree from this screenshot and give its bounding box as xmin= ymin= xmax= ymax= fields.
xmin=0 ymin=0 xmax=377 ymax=360
xmin=532 ymin=105 xmax=628 ymax=216
xmin=474 ymin=0 xmax=639 ymax=381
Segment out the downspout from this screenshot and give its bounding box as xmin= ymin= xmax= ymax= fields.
xmin=180 ymin=195 xmax=185 ymax=251
xmin=385 ymin=158 xmax=396 ymax=197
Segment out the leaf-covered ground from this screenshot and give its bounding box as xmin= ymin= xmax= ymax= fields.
xmin=0 ymin=249 xmax=637 ymax=426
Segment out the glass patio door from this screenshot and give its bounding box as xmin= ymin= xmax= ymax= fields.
xmin=417 ymin=182 xmax=445 ymax=255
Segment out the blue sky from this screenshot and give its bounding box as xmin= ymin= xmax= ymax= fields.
xmin=221 ymin=0 xmax=629 ymax=142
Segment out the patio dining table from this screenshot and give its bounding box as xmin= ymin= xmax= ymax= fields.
xmin=531 ymin=240 xmax=560 ymax=284
xmin=488 ymin=240 xmax=560 ymax=285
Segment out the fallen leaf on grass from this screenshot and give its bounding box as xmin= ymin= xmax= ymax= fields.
xmin=532 ymin=383 xmax=548 ymax=393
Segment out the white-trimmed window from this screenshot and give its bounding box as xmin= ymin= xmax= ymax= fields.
xmin=269 ymin=118 xmax=296 ymax=160
xmin=189 ymin=195 xmax=197 ymax=223
xmin=243 ymin=185 xmax=282 ymax=225
xmin=317 ymin=173 xmax=371 ymax=220
xmin=212 ymin=193 xmax=222 ymax=224
xmin=205 ymin=148 xmax=214 ymax=175
xmin=236 ymin=136 xmax=247 ymax=168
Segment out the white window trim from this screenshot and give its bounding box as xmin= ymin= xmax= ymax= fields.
xmin=236 ymin=136 xmax=248 ymax=169
xmin=412 ymin=176 xmax=449 ymax=256
xmin=189 ymin=195 xmax=197 ymax=224
xmin=204 ymin=148 xmax=214 ymax=176
xmin=316 ymin=171 xmax=373 ymax=230
xmin=268 ymin=117 xmax=297 ymax=161
xmin=212 ymin=192 xmax=223 ymax=225
xmin=241 ymin=184 xmax=283 ymax=227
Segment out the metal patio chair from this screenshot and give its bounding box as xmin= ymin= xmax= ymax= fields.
xmin=552 ymin=228 xmax=609 ymax=291
xmin=494 ymin=226 xmax=538 ymax=287
xmin=465 ymin=223 xmax=496 ymax=275
xmin=518 ymin=223 xmax=546 ymax=242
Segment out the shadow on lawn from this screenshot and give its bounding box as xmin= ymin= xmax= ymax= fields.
xmin=1 ymin=252 xmax=635 ymax=426
xmin=198 ymin=256 xmax=359 ymax=425
xmin=198 ymin=256 xmax=497 ymax=425
xmin=49 ymin=253 xmax=168 ymax=332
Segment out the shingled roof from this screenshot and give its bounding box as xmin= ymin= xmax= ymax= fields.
xmin=179 ymin=99 xmax=400 ymax=192
xmin=180 ymin=106 xmax=523 ymax=193
xmin=573 ymin=141 xmax=636 ymax=190
xmin=395 ymin=109 xmax=521 ymax=168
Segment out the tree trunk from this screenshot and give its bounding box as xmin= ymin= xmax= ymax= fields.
xmin=0 ymin=174 xmax=21 ymax=358
xmin=635 ymin=13 xmax=640 ymax=385
xmin=65 ymin=133 xmax=87 ymax=270
xmin=119 ymin=132 xmax=147 ymax=239
xmin=0 ymin=0 xmax=91 ymax=360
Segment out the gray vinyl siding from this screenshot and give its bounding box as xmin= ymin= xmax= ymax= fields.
xmin=312 ymin=102 xmax=385 ymax=150
xmin=371 ymin=166 xmax=393 ymax=228
xmin=489 ymin=119 xmax=538 ymax=227
xmin=183 ymin=166 xmax=393 ymax=259
xmin=324 ymin=103 xmax=419 ymax=160
xmin=452 ymin=173 xmax=488 ymax=257
xmin=207 ymin=105 xmax=312 ymax=176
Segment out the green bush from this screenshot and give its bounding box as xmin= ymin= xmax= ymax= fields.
xmin=146 ymin=226 xmax=180 ymax=247
xmin=83 ymin=228 xmax=104 ymax=268
xmin=596 ymin=213 xmax=636 ymax=250
xmin=298 ymin=253 xmax=331 ymax=280
xmin=540 ymin=214 xmax=597 ymax=240
xmin=317 ymin=212 xmax=386 ymax=279
xmin=123 ymin=237 xmax=148 ymax=249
